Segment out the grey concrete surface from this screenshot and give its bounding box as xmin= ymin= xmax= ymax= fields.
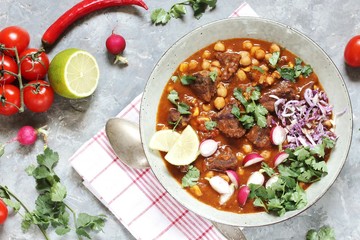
xmin=0 ymin=0 xmax=359 ymax=239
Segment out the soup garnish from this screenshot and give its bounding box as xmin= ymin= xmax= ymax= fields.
xmin=150 ymin=38 xmax=336 ymax=216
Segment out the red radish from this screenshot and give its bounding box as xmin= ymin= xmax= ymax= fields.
xmin=270 ymin=125 xmax=287 ymax=145
xmin=237 ymin=185 xmax=250 ymax=207
xmin=243 ymin=153 xmax=264 ymax=167
xmin=106 ymin=32 xmax=128 ymax=64
xmin=246 ymin=171 xmax=265 ymax=186
xmin=208 ymin=176 xmax=230 ymax=194
xmin=266 ymin=175 xmax=279 ymax=188
xmin=273 ymin=151 xmax=289 ymax=167
xmin=225 ymin=170 xmax=239 ymax=188
xmin=219 ymin=183 xmax=235 ymax=205
xmin=199 ymin=139 xmax=218 ymax=157
xmin=17 ymin=126 xmax=38 ymax=145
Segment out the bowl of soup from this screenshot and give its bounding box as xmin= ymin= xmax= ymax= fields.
xmin=139 ymin=17 xmax=352 ymax=226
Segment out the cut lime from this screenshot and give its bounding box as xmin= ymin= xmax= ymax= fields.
xmin=165 ymin=125 xmax=200 ymax=166
xmin=48 ymin=48 xmax=99 ymax=99
xmin=149 ymin=129 xmax=181 ymax=152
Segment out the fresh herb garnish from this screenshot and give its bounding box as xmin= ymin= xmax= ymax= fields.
xmin=232 ymin=87 xmax=268 ymax=129
xmin=306 ymin=226 xmax=336 ymax=240
xmin=0 ymin=148 xmax=106 ymax=239
xmin=278 ymin=57 xmax=313 ymax=82
xmin=167 ymin=90 xmax=191 ymax=115
xmin=269 ymin=51 xmax=280 ymax=67
xmin=167 ymin=90 xmax=180 ymax=105
xmin=205 ymin=120 xmax=217 ymax=130
xmin=151 ymin=0 xmax=217 ymax=25
xmin=209 ymin=71 xmax=218 ymax=82
xmin=171 ymin=76 xmax=179 ymax=82
xmin=252 ymin=66 xmax=265 ymax=74
xmin=177 ymin=102 xmax=191 ymax=114
xmin=182 ymin=165 xmax=200 ymax=187
xmin=181 ymin=75 xmax=196 ymax=85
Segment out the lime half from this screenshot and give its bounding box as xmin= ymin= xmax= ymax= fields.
xmin=48 ymin=48 xmax=99 ymax=99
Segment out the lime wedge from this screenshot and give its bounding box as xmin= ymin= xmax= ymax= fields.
xmin=165 ymin=125 xmax=200 ymax=166
xmin=48 ymin=48 xmax=99 ymax=99
xmin=149 ymin=129 xmax=181 ymax=152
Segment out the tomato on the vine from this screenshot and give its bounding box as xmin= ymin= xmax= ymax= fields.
xmin=344 ymin=35 xmax=360 ymax=67
xmin=0 ymin=84 xmax=20 ymax=116
xmin=20 ymin=48 xmax=50 ymax=81
xmin=0 ymin=26 xmax=30 ymax=57
xmin=23 ymin=80 xmax=54 ymax=113
xmin=0 ymin=198 xmax=8 ymax=224
xmin=0 ymin=55 xmax=18 ymax=84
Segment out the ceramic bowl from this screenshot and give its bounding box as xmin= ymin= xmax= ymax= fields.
xmin=139 ymin=17 xmax=353 ymax=227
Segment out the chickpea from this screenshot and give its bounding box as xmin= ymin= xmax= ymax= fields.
xmin=240 ymin=51 xmax=250 ymax=58
xmin=192 ymin=107 xmax=199 ymax=117
xmin=240 ymin=56 xmax=251 ymax=66
xmin=250 ymin=46 xmax=260 ymax=56
xmin=260 ymin=64 xmax=269 ymax=72
xmin=202 ymin=60 xmax=211 ymax=70
xmin=236 ymin=152 xmax=245 ymax=161
xmin=205 ymin=171 xmax=215 ymax=179
xmin=179 ymin=62 xmax=189 ymax=72
xmin=190 ymin=185 xmax=203 ymax=197
xmin=260 ymin=150 xmax=271 ymax=160
xmin=255 ymin=49 xmax=266 ymax=60
xmin=202 ymin=103 xmax=211 ymax=111
xmin=214 ymin=41 xmax=226 ymax=52
xmin=266 ymin=76 xmax=275 ymax=85
xmin=236 ymin=69 xmax=247 ymax=81
xmin=211 ymin=60 xmax=221 ymax=67
xmin=270 ymin=43 xmax=281 ymax=53
xmin=189 ymin=59 xmax=198 ymax=70
xmin=217 ymin=84 xmax=227 ymax=97
xmin=265 ymin=53 xmax=273 ymax=61
xmin=271 ymin=70 xmax=281 ymax=79
xmin=242 ymin=144 xmax=252 ymax=154
xmin=242 ymin=66 xmax=251 ymax=72
xmin=259 ymin=75 xmax=266 ymax=84
xmin=202 ymin=50 xmax=211 ymax=59
xmin=214 ymin=97 xmax=225 ymax=110
xmin=242 ymin=40 xmax=253 ymax=50
xmin=252 ymin=58 xmax=259 ymax=66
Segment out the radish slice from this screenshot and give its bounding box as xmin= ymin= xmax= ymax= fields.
xmin=246 ymin=171 xmax=265 ymax=186
xmin=199 ymin=139 xmax=218 ymax=157
xmin=208 ymin=176 xmax=230 ymax=194
xmin=243 ymin=153 xmax=264 ymax=167
xmin=273 ymin=151 xmax=289 ymax=167
xmin=266 ymin=175 xmax=279 ymax=188
xmin=237 ymin=185 xmax=250 ymax=207
xmin=219 ymin=183 xmax=235 ymax=205
xmin=225 ymin=170 xmax=239 ymax=188
xmin=270 ymin=125 xmax=287 ymax=145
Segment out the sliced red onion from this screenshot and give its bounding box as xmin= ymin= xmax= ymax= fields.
xmin=243 ymin=153 xmax=264 ymax=167
xmin=246 ymin=171 xmax=265 ymax=186
xmin=219 ymin=183 xmax=235 ymax=205
xmin=237 ymin=185 xmax=250 ymax=207
xmin=270 ymin=125 xmax=287 ymax=145
xmin=273 ymin=151 xmax=289 ymax=167
xmin=199 ymin=139 xmax=218 ymax=157
xmin=208 ymin=176 xmax=230 ymax=194
xmin=265 ymin=175 xmax=279 ymax=188
xmin=225 ymin=170 xmax=239 ymax=189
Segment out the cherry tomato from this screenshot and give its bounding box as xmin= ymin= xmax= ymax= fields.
xmin=23 ymin=80 xmax=54 ymax=112
xmin=0 ymin=26 xmax=30 ymax=57
xmin=0 ymin=84 xmax=20 ymax=115
xmin=20 ymin=48 xmax=50 ymax=81
xmin=0 ymin=198 xmax=8 ymax=224
xmin=0 ymin=55 xmax=18 ymax=84
xmin=344 ymin=35 xmax=360 ymax=67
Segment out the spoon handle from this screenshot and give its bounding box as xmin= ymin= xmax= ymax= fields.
xmin=212 ymin=221 xmax=247 ymax=240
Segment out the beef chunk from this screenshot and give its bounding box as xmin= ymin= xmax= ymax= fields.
xmin=259 ymin=80 xmax=297 ymax=112
xmin=205 ymin=146 xmax=238 ymax=171
xmin=215 ymin=52 xmax=241 ymax=82
xmin=246 ymin=125 xmax=271 ymax=148
xmin=215 ymin=104 xmax=246 ymax=138
xmin=189 ymin=70 xmax=216 ymax=102
xmin=168 ymin=108 xmax=190 ymax=125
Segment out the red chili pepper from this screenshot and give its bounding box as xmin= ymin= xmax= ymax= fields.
xmin=41 ymin=0 xmax=148 ymax=46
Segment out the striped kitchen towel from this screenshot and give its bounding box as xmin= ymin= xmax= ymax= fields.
xmin=69 ymin=3 xmax=258 ymax=239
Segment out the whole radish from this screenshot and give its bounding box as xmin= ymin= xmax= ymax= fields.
xmin=106 ymin=32 xmax=128 ymax=64
xmin=17 ymin=126 xmax=38 ymax=145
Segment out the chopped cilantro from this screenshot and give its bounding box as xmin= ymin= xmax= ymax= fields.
xmin=252 ymin=66 xmax=265 ymax=74
xmin=278 ymin=58 xmax=313 ymax=82
xmin=205 ymin=120 xmax=217 ymax=130
xmin=181 ymin=75 xmax=196 ymax=85
xmin=269 ymin=51 xmax=280 ymax=67
xmin=209 ymin=71 xmax=218 ymax=82
xmin=182 ymin=165 xmax=200 ymax=188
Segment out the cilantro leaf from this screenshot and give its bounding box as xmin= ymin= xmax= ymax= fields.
xmin=151 ymin=8 xmax=171 ymax=25
xmin=269 ymin=51 xmax=280 ymax=67
xmin=306 ymin=226 xmax=336 ymax=240
xmin=278 ymin=66 xmax=296 ymax=82
xmin=181 ymin=75 xmax=196 ymax=85
xmin=209 ymin=71 xmax=218 ymax=82
xmin=205 ymin=120 xmax=217 ymax=130
xmin=50 ymin=182 xmax=67 ymax=202
xmin=37 ymin=147 xmax=59 ymax=170
xmin=167 ymin=90 xmax=179 ymax=105
xmin=177 ymin=102 xmax=191 ymax=114
xmin=170 ymin=4 xmax=187 ymax=18
xmin=182 ymin=165 xmax=200 ymax=188
xmin=252 ymin=65 xmax=264 ymax=74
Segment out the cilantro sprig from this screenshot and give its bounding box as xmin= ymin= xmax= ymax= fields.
xmin=0 ymin=148 xmax=106 ymax=239
xmin=182 ymin=165 xmax=200 ymax=188
xmin=232 ymin=87 xmax=268 ymax=129
xmin=151 ymin=0 xmax=217 ymax=25
xmin=277 ymin=57 xmax=313 ymax=82
xmin=167 ymin=90 xmax=191 ymax=115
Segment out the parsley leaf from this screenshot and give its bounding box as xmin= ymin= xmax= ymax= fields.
xmin=205 ymin=120 xmax=217 ymax=130
xmin=182 ymin=165 xmax=200 ymax=188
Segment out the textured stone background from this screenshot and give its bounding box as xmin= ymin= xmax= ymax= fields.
xmin=0 ymin=0 xmax=359 ymax=239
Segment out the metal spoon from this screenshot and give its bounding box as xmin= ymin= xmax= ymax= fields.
xmin=105 ymin=117 xmax=247 ymax=240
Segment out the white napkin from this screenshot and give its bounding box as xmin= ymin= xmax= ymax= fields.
xmin=69 ymin=3 xmax=258 ymax=239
